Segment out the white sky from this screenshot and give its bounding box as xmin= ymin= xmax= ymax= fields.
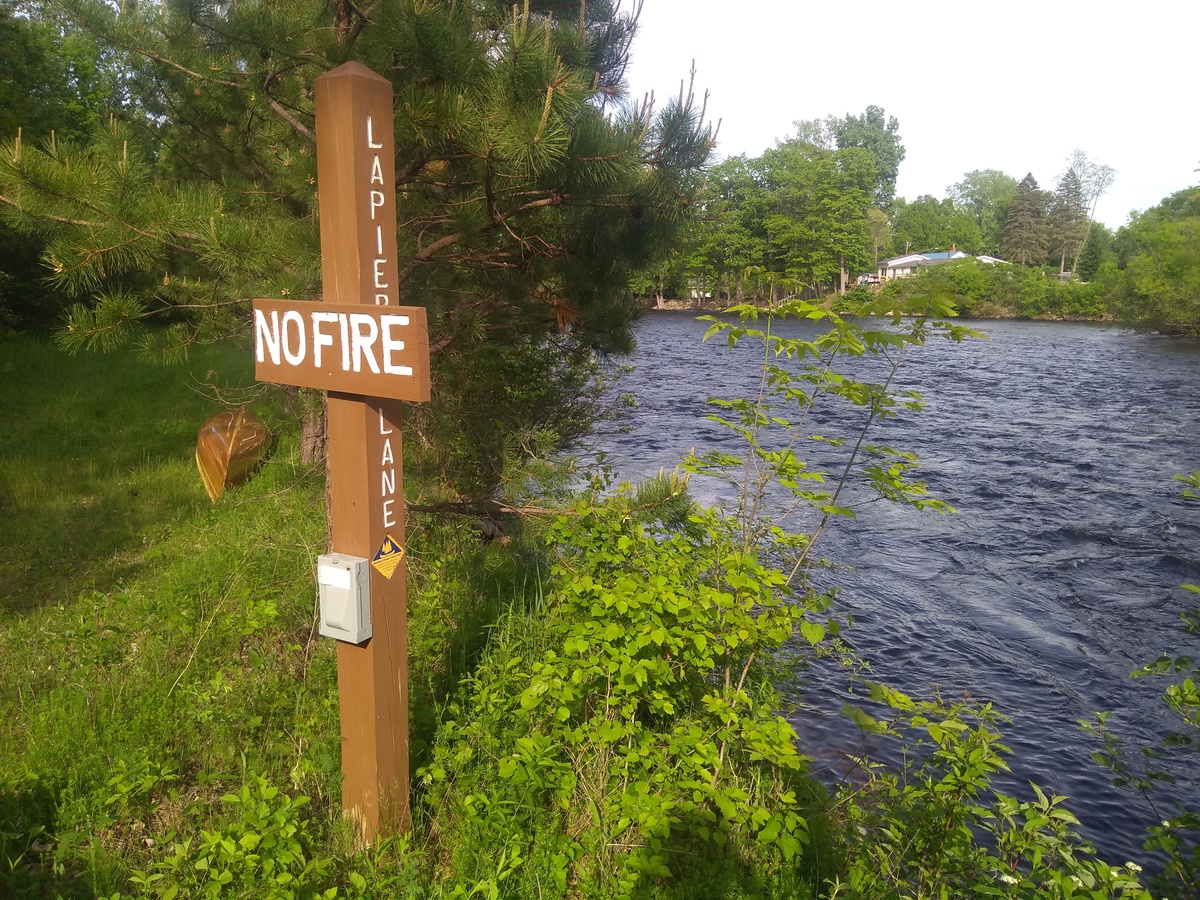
xmin=622 ymin=0 xmax=1200 ymax=229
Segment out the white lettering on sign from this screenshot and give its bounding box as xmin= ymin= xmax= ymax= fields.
xmin=379 ymin=406 xmax=397 ymax=528
xmin=369 ymin=190 xmax=385 ymax=219
xmin=366 ymin=114 xmax=384 ymax=149
xmin=381 ymin=318 xmax=407 ymax=375
xmin=312 ymin=312 xmax=338 ymax=367
xmin=282 ymin=311 xmax=306 ymax=365
xmin=339 ymin=314 xmax=350 ymax=371
xmin=366 ymin=113 xmax=391 ymax=306
xmin=256 ymin=309 xmax=281 ymax=365
xmin=350 ymin=314 xmax=380 ymax=374
xmin=254 ymin=308 xmax=414 ymax=377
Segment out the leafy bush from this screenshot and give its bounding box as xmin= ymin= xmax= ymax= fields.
xmin=416 ymin=293 xmax=1162 ymax=898
xmin=881 ymin=258 xmax=1108 ymax=319
xmin=132 ymin=774 xmax=334 ymax=900
xmin=420 ymin=491 xmax=826 ymax=897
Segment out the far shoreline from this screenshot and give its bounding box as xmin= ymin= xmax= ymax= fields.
xmin=638 ymin=298 xmax=1116 ymax=325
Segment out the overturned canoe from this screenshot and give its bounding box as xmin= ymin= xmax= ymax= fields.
xmin=195 ymin=407 xmax=272 ymax=502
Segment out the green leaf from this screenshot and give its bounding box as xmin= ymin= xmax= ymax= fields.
xmin=758 ymin=818 xmax=781 ymax=844
xmin=800 ymin=621 xmax=826 ymax=646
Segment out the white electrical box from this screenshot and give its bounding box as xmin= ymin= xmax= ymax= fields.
xmin=316 ymin=553 xmax=372 ymax=644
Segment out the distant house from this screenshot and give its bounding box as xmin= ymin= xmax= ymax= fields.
xmin=879 ymin=249 xmax=968 ymax=279
xmin=878 ymin=249 xmax=1007 ymax=280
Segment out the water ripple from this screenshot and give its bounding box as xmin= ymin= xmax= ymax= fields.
xmin=592 ymin=312 xmax=1200 ymax=863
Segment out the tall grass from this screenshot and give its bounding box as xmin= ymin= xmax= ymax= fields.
xmin=0 ymin=334 xmax=539 ymax=898
xmin=0 ymin=335 xmax=261 ymax=614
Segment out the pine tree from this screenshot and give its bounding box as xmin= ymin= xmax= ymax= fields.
xmin=1049 ymin=167 xmax=1088 ymax=274
xmin=0 ymin=3 xmax=115 ymax=329
xmin=0 ymin=0 xmax=714 ymax=496
xmin=1001 ymin=173 xmax=1050 ymax=267
xmin=1075 ymin=221 xmax=1109 ymax=281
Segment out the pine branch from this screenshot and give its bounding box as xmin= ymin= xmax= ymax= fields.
xmin=0 ymin=191 xmax=102 ymax=227
xmin=93 ymin=27 xmax=243 ymax=89
xmin=266 ymin=95 xmax=315 ymax=142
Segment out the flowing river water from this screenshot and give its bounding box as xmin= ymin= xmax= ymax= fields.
xmin=590 ymin=311 xmax=1200 ymax=864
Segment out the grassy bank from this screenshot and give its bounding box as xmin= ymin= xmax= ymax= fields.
xmin=644 ymin=260 xmax=1112 ymax=323
xmin=0 ymin=334 xmax=536 ymax=898
xmin=0 ymin=333 xmax=836 ymax=899
xmin=2 ymin=312 xmax=1175 ymax=899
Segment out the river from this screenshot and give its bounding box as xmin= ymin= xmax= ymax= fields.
xmin=590 ymin=311 xmax=1200 ymax=864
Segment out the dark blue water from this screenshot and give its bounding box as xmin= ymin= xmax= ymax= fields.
xmin=592 ymin=311 xmax=1200 ymax=864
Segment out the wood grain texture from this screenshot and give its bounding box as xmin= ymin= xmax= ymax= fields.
xmin=315 ymin=62 xmax=411 ymax=842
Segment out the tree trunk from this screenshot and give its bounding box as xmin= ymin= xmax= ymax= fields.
xmin=300 ymin=397 xmax=327 ymax=465
xmin=295 ymin=392 xmax=331 ymax=542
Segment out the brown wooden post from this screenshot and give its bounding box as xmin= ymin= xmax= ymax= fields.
xmin=252 ymin=60 xmax=427 ymax=844
xmin=315 ymin=61 xmax=412 ymax=842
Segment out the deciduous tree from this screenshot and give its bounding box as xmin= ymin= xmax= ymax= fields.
xmin=1065 ymin=148 xmax=1116 ymax=272
xmin=789 ymin=114 xmax=836 ymax=151
xmin=865 ymin=207 xmax=890 ymax=266
xmin=890 ymin=195 xmax=981 ymax=257
xmin=947 ymin=169 xmax=1017 ymax=257
xmin=1109 ymin=186 xmax=1200 ymax=334
xmin=684 ymin=154 xmax=764 ymax=302
xmin=831 ymin=105 xmax=905 ymax=208
xmin=755 ymin=140 xmax=874 ymax=294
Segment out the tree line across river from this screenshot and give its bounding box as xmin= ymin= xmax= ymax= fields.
xmin=641 ymin=110 xmax=1199 ymax=335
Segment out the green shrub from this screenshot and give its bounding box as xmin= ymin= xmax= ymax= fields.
xmin=420 ymin=494 xmax=827 ymax=898
xmin=882 ymin=258 xmax=1110 ymax=320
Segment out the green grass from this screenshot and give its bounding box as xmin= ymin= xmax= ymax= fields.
xmin=0 ymin=334 xmax=268 ymax=614
xmin=0 ymin=334 xmax=847 ymax=899
xmin=0 ymin=333 xmax=537 ymax=898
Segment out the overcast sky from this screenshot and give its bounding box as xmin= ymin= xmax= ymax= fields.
xmin=622 ymin=0 xmax=1199 ymax=229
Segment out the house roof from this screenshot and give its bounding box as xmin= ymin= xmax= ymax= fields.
xmin=882 ymin=250 xmax=969 ymax=267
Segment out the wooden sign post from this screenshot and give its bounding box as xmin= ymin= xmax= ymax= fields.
xmin=253 ymin=61 xmax=429 ymax=843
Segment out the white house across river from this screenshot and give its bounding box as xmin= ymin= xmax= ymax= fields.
xmin=876 ymin=248 xmax=1007 ymax=280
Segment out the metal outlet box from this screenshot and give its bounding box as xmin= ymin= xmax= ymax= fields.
xmin=316 ymin=553 xmax=372 ymax=643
